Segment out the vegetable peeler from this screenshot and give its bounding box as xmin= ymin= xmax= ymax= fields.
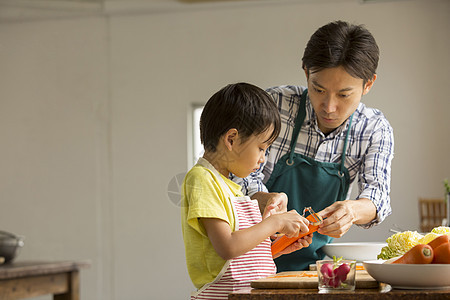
xmin=271 ymin=207 xmax=323 ymax=256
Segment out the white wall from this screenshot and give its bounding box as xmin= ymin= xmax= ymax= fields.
xmin=0 ymin=0 xmax=449 ymax=299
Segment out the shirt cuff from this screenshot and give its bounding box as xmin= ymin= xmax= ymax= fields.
xmin=355 ymin=193 xmax=392 ymax=229
xmin=247 ymin=183 xmax=268 ymax=198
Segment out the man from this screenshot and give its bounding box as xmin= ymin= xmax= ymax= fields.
xmin=232 ymin=20 xmax=394 ymax=271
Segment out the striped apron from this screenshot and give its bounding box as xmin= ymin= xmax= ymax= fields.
xmin=191 ymin=159 xmax=276 ymax=299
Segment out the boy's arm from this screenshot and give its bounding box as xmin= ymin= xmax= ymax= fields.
xmin=200 ymin=211 xmax=309 ymax=260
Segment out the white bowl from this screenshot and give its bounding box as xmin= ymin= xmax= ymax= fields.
xmin=363 ymin=260 xmax=450 ymax=289
xmin=322 ymin=242 xmax=387 ymax=262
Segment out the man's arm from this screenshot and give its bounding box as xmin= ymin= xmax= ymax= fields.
xmin=251 ymin=191 xmax=288 ymax=219
xmin=356 ymin=117 xmax=394 ymax=227
xmin=318 ymin=118 xmax=394 ymax=237
xmin=231 ymin=163 xmax=289 ymax=217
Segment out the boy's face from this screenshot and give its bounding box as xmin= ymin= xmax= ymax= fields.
xmin=305 ymin=66 xmax=375 ymax=134
xmin=228 ymin=127 xmax=273 ymax=178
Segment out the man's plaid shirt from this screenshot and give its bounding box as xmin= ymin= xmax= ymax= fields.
xmin=231 ymin=85 xmax=394 ymax=228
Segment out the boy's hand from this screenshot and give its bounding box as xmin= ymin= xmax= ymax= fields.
xmin=275 ymin=210 xmax=310 ymax=238
xmin=272 ymin=233 xmax=313 ymax=259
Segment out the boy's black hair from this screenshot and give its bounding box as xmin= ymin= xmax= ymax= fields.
xmin=200 ymin=82 xmax=281 ymax=152
xmin=302 ymin=20 xmax=379 ymax=84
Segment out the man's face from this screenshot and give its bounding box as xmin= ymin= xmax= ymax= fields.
xmin=305 ymin=66 xmax=375 ymax=134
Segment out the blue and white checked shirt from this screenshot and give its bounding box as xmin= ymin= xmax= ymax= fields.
xmin=231 ymin=85 xmax=394 ymax=228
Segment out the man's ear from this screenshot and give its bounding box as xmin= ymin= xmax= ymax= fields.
xmin=363 ymin=74 xmax=377 ymax=95
xmin=304 ymin=68 xmax=309 ymax=80
xmin=223 ymin=129 xmax=238 ymax=151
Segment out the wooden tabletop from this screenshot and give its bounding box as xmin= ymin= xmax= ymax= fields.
xmin=0 ymin=260 xmax=91 ymax=280
xmin=0 ymin=260 xmax=91 ymax=300
xmin=229 ymin=285 xmax=450 ymax=300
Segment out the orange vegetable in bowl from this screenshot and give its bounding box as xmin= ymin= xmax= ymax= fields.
xmin=431 ymin=242 xmax=450 ymax=264
xmin=427 ymin=234 xmax=449 ymax=250
xmin=392 ymin=244 xmax=433 ymax=264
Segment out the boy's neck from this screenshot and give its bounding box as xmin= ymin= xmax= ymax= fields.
xmin=202 ymin=151 xmax=230 ymax=178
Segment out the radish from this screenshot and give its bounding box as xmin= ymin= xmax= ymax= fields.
xmin=329 ymin=276 xmax=341 ymax=288
xmin=318 ymin=256 xmax=355 ymax=289
xmin=334 ymin=263 xmax=351 ymax=281
xmin=320 ymin=263 xmax=333 ymax=278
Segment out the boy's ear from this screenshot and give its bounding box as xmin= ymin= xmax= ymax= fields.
xmin=224 ymin=128 xmax=238 ymax=151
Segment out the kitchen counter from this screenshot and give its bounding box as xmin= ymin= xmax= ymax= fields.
xmin=228 ymin=285 xmax=450 ymax=299
xmin=0 ymin=260 xmax=90 ymax=300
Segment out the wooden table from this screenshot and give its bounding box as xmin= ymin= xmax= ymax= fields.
xmin=229 ymin=285 xmax=450 ymax=299
xmin=0 ymin=260 xmax=90 ymax=300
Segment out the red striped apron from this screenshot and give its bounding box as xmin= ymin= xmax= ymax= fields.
xmin=191 ymin=159 xmax=276 ymax=299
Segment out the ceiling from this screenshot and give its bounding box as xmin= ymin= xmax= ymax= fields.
xmin=0 ymin=0 xmax=384 ymax=22
xmin=0 ymin=0 xmax=280 ymax=21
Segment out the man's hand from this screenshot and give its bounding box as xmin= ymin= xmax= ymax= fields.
xmin=252 ymin=192 xmax=288 ymax=219
xmin=317 ymin=198 xmax=376 ymax=238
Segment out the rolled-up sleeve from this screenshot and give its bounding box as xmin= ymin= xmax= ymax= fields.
xmin=357 ymin=118 xmax=394 ymax=228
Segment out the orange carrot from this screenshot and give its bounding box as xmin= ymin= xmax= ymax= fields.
xmin=268 ymin=272 xmax=318 ymax=278
xmin=431 ymin=242 xmax=450 ymax=264
xmin=427 ymin=234 xmax=449 ymax=250
xmin=392 ymin=244 xmax=434 ymax=264
xmin=271 ymin=214 xmax=319 ymax=256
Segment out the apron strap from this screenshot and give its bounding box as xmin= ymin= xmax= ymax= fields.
xmin=340 ymin=113 xmax=353 ymax=174
xmin=287 ymin=90 xmax=308 ymax=165
xmin=287 ymin=89 xmax=354 ymax=172
xmin=197 ymin=158 xmax=236 ymax=199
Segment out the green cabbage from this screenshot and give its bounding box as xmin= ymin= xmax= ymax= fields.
xmin=431 ymin=226 xmax=450 ymax=235
xmin=419 ymin=232 xmax=441 ymax=244
xmin=377 ymin=226 xmax=450 ymax=260
xmin=377 ymin=231 xmax=423 ymax=260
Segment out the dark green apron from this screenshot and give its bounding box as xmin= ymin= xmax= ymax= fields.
xmin=266 ymin=89 xmax=353 ymax=271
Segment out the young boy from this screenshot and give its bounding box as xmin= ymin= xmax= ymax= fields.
xmin=181 ymin=82 xmax=312 ymax=299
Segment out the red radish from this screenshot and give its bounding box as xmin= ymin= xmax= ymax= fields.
xmin=329 ymin=277 xmax=341 ymax=288
xmin=319 ymin=257 xmax=355 ymax=289
xmin=320 ymin=263 xmax=333 ymax=277
xmin=334 ymin=263 xmax=351 ymax=281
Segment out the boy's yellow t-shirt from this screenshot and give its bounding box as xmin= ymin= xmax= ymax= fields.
xmin=181 ymin=161 xmax=244 ymax=289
